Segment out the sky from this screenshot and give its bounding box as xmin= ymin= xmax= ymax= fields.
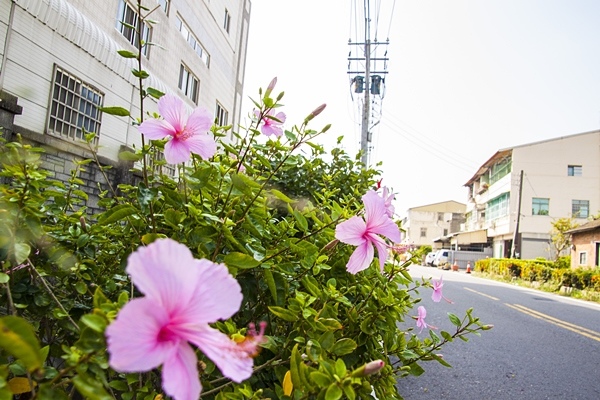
xmin=241 ymin=0 xmax=600 ymax=217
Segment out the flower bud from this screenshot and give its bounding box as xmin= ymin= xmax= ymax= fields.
xmin=304 ymin=103 xmax=327 ymax=123
xmin=264 ymin=77 xmax=277 ymax=98
xmin=482 ymin=324 xmax=494 ymax=330
xmin=352 ymin=360 xmax=385 ymax=377
xmin=322 ymin=239 xmax=339 ymax=252
xmin=320 ymin=124 xmax=331 ymax=134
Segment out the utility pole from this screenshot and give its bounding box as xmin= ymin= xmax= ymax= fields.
xmin=511 ymin=170 xmax=524 ymax=258
xmin=347 ymin=0 xmax=389 ymax=168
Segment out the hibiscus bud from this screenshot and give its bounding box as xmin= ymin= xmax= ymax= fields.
xmin=320 ymin=124 xmax=331 ymax=134
xmin=80 ymin=216 xmax=87 ymax=232
xmin=352 ymin=360 xmax=385 ymax=377
xmin=304 ymin=103 xmax=327 ymax=123
xmin=264 ymin=77 xmax=277 ymax=98
xmin=276 ymin=91 xmax=285 ymax=101
xmin=322 ymin=239 xmax=339 ymax=252
xmin=482 ymin=324 xmax=494 ymax=330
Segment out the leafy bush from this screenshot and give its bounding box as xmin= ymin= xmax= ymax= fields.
xmin=475 ymin=258 xmax=600 ymax=293
xmin=0 ymin=12 xmax=490 ymax=399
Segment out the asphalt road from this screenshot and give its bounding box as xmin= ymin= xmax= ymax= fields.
xmin=395 ymin=264 xmax=600 ymax=400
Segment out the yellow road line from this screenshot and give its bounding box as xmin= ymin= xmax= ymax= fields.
xmin=506 ymin=303 xmax=600 ymax=343
xmin=463 ymin=287 xmax=500 ymax=301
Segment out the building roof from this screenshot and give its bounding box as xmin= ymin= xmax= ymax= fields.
xmin=408 ymin=200 xmax=466 ymax=213
xmin=566 ymin=219 xmax=600 ymax=235
xmin=464 ymin=129 xmax=600 ymax=186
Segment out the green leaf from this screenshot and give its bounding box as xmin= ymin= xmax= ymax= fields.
xmin=97 ymin=204 xmax=137 ymax=226
xmin=224 ymin=252 xmax=260 ymax=270
xmin=80 ymin=314 xmax=107 ymax=333
xmin=75 ymin=281 xmax=87 ymax=295
xmin=292 ymin=209 xmax=308 ymax=232
xmin=301 ymin=275 xmax=321 ymax=297
xmin=268 ymin=306 xmax=298 ymax=322
xmin=141 ymin=233 xmax=167 ymax=245
xmin=146 ymin=87 xmax=165 ymax=99
xmin=264 ymin=269 xmax=278 ymax=303
xmin=131 ymin=69 xmax=149 ymax=79
xmin=334 ymin=358 xmax=346 ymax=377
xmin=270 ymin=189 xmax=293 ymax=203
xmin=72 ymin=373 xmax=112 ymax=400
xmin=0 ymin=272 xmax=9 ymax=283
xmin=290 ymin=344 xmax=304 ymax=389
xmin=325 ymin=383 xmax=343 ymax=400
xmin=98 ymin=106 xmax=130 ymax=117
xmin=448 ymin=312 xmax=462 ymax=327
xmin=309 ymin=371 xmax=332 ymax=387
xmin=0 ymin=316 xmax=42 ymax=372
xmin=14 ymin=243 xmax=30 ymax=264
xmin=331 ymin=338 xmax=357 ymax=356
xmin=118 ymin=151 xmax=143 ymax=161
xmin=117 ymin=50 xmax=138 ymax=58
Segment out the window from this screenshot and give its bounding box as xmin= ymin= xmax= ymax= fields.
xmin=532 ymin=198 xmax=549 ymax=216
xmin=443 ymin=228 xmax=448 ymax=236
xmin=223 ymin=9 xmax=231 ymax=33
xmin=178 ymin=64 xmax=199 ymax=103
xmin=568 ymin=165 xmax=582 ymax=177
xmin=486 ymin=192 xmax=510 ymax=222
xmin=489 ymin=156 xmax=512 ymax=185
xmin=116 ymin=0 xmax=152 ymax=56
xmin=157 ymin=0 xmax=169 ymax=13
xmin=420 ymin=227 xmax=427 ymax=238
xmin=579 ymin=252 xmax=588 ymax=265
xmin=215 ymin=103 xmax=228 ymax=126
xmin=152 ymin=151 xmax=176 ymax=176
xmin=437 ymin=212 xmax=444 ymax=221
xmin=175 ymin=15 xmax=210 ymax=66
xmin=48 ymin=66 xmax=103 ymax=143
xmin=572 ymin=200 xmax=589 ymax=218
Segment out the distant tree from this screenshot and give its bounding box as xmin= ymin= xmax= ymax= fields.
xmin=550 ymin=217 xmax=579 ymax=261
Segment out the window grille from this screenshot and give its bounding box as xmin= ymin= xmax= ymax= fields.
xmin=48 ymin=66 xmax=103 ymax=143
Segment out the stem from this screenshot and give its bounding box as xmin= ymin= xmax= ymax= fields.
xmin=2 ymin=261 xmax=17 ymax=316
xmin=27 ymin=258 xmax=80 ymax=332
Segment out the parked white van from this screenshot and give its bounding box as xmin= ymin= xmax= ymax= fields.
xmin=433 ymin=249 xmax=492 ymax=269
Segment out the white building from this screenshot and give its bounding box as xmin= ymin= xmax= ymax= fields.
xmin=0 ymin=0 xmax=251 ymax=211
xmin=463 ymin=130 xmax=600 ymax=259
xmin=402 ymin=200 xmax=466 ymax=248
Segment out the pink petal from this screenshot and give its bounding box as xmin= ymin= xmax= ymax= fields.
xmin=179 ymin=259 xmax=243 ymax=324
xmin=158 ymin=94 xmax=186 ymax=132
xmin=126 ymin=239 xmax=200 ymax=314
xmin=261 ymin=124 xmax=283 ymax=137
xmin=186 ymin=325 xmax=254 ymax=383
xmin=186 ymin=107 xmax=213 ymax=134
xmin=184 ymin=133 xmax=217 ymax=160
xmin=164 ymin=138 xmax=192 ymax=164
xmin=162 ymin=342 xmax=201 ymax=400
xmin=335 ymin=216 xmax=367 ymax=246
xmin=138 ymin=118 xmax=176 ymax=140
xmin=273 ymin=111 xmax=286 ymax=123
xmin=364 ymin=192 xmax=400 ymax=242
xmin=346 ymin=241 xmax=374 ymax=274
xmin=369 ymin=234 xmax=389 ymax=272
xmin=106 ymin=298 xmax=174 ymax=372
xmin=432 ymin=278 xmax=443 ymax=302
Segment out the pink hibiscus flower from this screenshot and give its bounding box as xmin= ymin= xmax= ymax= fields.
xmin=255 ymin=109 xmax=286 ymax=137
xmin=431 ymin=276 xmax=453 ymax=303
xmin=138 ymin=94 xmax=217 ymax=164
xmin=380 ymin=186 xmax=395 ymax=218
xmin=416 ymin=306 xmax=436 ymax=333
xmin=105 ymin=239 xmax=265 ymax=400
xmin=335 ymin=190 xmax=401 ymax=274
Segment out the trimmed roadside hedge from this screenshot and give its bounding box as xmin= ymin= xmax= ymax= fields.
xmin=475 ymin=257 xmax=600 ymax=291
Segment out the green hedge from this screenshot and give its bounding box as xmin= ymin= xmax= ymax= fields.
xmin=475 ymin=257 xmax=600 ymax=292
